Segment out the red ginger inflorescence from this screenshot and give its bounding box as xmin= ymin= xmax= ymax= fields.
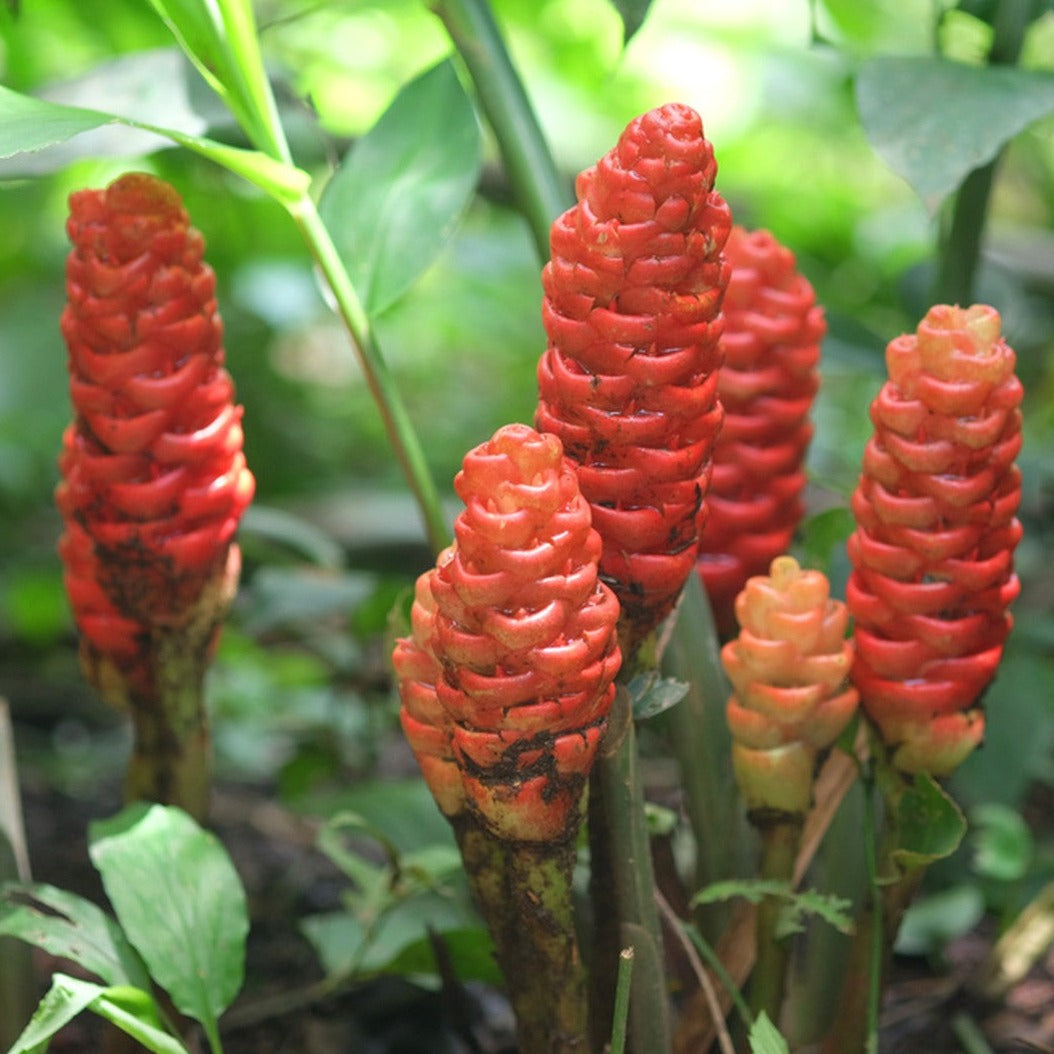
xmin=698 ymin=226 xmax=823 ymax=637
xmin=393 ymin=424 xmax=622 ymax=843
xmin=847 ymin=304 xmax=1023 ymax=777
xmin=722 ymin=556 xmax=858 ymax=818
xmin=56 ymin=172 xmax=255 ymax=701
xmin=536 ymin=103 xmax=732 ymax=651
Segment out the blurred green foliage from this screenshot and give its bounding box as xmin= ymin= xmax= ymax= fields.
xmin=2 ymin=0 xmax=1054 ymax=981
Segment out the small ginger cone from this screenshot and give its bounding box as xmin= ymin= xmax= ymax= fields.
xmin=393 ymin=423 xmax=621 ymax=1054
xmin=536 ymin=103 xmax=731 ymax=655
xmin=698 ymin=226 xmax=823 ymax=637
xmin=722 ymin=555 xmax=857 ymax=1022
xmin=56 ymin=173 xmax=255 ymax=819
xmin=847 ymin=303 xmax=1023 ymax=777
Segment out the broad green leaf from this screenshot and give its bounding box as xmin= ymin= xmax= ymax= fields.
xmin=0 ymin=882 xmax=151 ymax=990
xmin=891 ymin=772 xmax=967 ymax=871
xmin=6 ymin=974 xmax=188 ymax=1054
xmin=856 ymin=56 xmax=1054 ymax=209
xmin=88 ymin=804 xmax=248 ymax=1037
xmin=0 ymin=83 xmax=308 ymax=201
xmin=320 ymin=58 xmax=482 ymax=316
xmin=749 ymin=1011 xmax=791 ymax=1054
xmin=627 ymin=671 xmax=689 ymax=721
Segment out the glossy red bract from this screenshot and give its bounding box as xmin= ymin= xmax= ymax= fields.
xmin=56 ymin=173 xmax=254 ymax=696
xmin=536 ymin=104 xmax=731 ymax=650
xmin=847 ymin=304 xmax=1023 ymax=776
xmin=697 ymin=227 xmax=823 ymax=635
xmin=393 ymin=424 xmax=622 ymax=842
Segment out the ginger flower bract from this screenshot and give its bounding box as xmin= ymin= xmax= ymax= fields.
xmin=536 ymin=103 xmax=732 ymax=651
xmin=847 ymin=304 xmax=1023 ymax=776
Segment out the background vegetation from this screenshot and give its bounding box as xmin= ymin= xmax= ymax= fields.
xmin=2 ymin=0 xmax=1053 ymax=1047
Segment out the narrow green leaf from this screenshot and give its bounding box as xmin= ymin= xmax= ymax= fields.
xmin=749 ymin=1011 xmax=791 ymax=1054
xmin=88 ymin=804 xmax=248 ymax=1035
xmin=0 ymin=83 xmax=115 ymax=160
xmin=320 ymin=58 xmax=482 ymax=316
xmin=0 ymin=882 xmax=151 ymax=990
xmin=0 ymin=83 xmax=309 ymax=201
xmin=692 ymin=879 xmax=854 ymax=935
xmin=891 ymin=772 xmax=968 ymax=870
xmin=856 ymin=56 xmax=1054 ymax=209
xmin=6 ymin=974 xmax=188 ymax=1054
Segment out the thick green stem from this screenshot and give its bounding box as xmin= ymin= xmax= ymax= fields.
xmin=588 ymin=687 xmax=672 ymax=1054
xmin=289 ymin=196 xmax=450 ymax=555
xmin=820 ymin=766 xmax=924 ymax=1054
xmin=750 ymin=818 xmax=802 ymax=1026
xmin=434 ymin=0 xmax=572 ymax=261
xmin=933 ymin=0 xmax=1032 ymax=305
xmin=454 ymin=814 xmax=588 ymax=1053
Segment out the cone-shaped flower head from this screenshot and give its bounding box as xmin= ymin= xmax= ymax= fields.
xmin=394 ymin=424 xmax=622 ymax=843
xmin=698 ymin=227 xmax=823 ymax=636
xmin=536 ymin=103 xmax=732 ymax=651
xmin=56 ymin=172 xmax=255 ymax=701
xmin=847 ymin=304 xmax=1023 ymax=777
xmin=722 ymin=556 xmax=858 ymax=819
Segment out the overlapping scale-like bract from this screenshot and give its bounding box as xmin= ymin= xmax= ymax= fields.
xmin=55 ymin=172 xmax=254 ymax=696
xmin=536 ymin=104 xmax=732 ymax=649
xmin=394 ymin=424 xmax=622 ymax=842
xmin=698 ymin=227 xmax=823 ymax=635
xmin=847 ymin=304 xmax=1023 ymax=776
xmin=722 ymin=556 xmax=857 ymax=817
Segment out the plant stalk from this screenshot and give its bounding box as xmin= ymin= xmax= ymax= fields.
xmin=454 ymin=814 xmax=589 ymax=1053
xmin=588 ymin=686 xmax=672 ymax=1054
xmin=932 ymin=0 xmax=1032 ymax=305
xmin=434 ymin=0 xmax=572 ymax=261
xmin=750 ymin=818 xmax=802 ymax=1026
xmin=124 ymin=625 xmax=212 ymax=823
xmin=289 ymin=195 xmax=450 ymax=555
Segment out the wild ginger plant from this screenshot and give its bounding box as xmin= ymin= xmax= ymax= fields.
xmin=0 ymin=3 xmax=1049 ymax=1054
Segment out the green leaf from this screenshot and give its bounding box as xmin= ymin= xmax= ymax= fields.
xmin=856 ymin=56 xmax=1054 ymax=209
xmin=627 ymin=671 xmax=689 ymax=721
xmin=88 ymin=804 xmax=248 ymax=1039
xmin=608 ymin=0 xmax=654 ymax=42
xmin=0 ymin=83 xmax=309 ymax=202
xmin=749 ymin=1011 xmax=791 ymax=1054
xmin=894 ymin=884 xmax=985 ymax=956
xmin=891 ymin=772 xmax=968 ymax=871
xmin=691 ymin=879 xmax=854 ymax=936
xmin=6 ymin=974 xmax=188 ymax=1054
xmin=320 ymin=58 xmax=482 ymax=316
xmin=971 ymin=802 xmax=1034 ymax=883
xmin=0 ymin=882 xmax=151 ymax=990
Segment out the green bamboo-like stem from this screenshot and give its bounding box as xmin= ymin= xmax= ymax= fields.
xmin=932 ymin=0 xmax=1032 ymax=305
xmin=820 ymin=762 xmax=924 ymax=1054
xmin=289 ymin=195 xmax=450 ymax=555
xmin=454 ymin=813 xmax=589 ymax=1053
xmin=434 ymin=0 xmax=572 ymax=261
xmin=588 ymin=685 xmax=672 ymax=1054
xmin=662 ymin=574 xmax=746 ymax=943
xmin=124 ymin=625 xmax=212 ymax=823
xmin=750 ymin=818 xmax=803 ymax=1026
